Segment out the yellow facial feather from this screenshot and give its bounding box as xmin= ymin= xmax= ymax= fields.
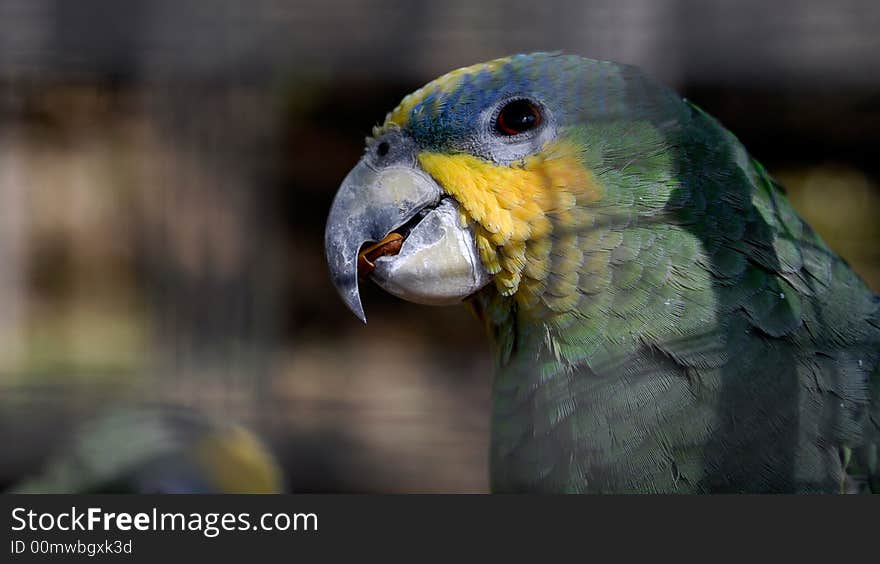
xmin=417 ymin=140 xmax=602 ymax=300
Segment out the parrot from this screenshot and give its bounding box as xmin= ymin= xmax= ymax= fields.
xmin=324 ymin=53 xmax=880 ymax=493
xmin=9 ymin=407 xmax=284 ymax=494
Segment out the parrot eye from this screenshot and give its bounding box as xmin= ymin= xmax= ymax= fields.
xmin=495 ymin=99 xmax=542 ymax=136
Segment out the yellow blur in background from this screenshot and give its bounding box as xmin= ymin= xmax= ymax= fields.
xmin=0 ymin=0 xmax=878 ymax=493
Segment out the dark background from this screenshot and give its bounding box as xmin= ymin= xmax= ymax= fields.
xmin=0 ymin=0 xmax=878 ymax=492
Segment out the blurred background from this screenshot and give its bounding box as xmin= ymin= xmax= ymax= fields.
xmin=0 ymin=0 xmax=878 ymax=493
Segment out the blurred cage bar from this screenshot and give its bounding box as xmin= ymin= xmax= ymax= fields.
xmin=0 ymin=0 xmax=878 ymax=492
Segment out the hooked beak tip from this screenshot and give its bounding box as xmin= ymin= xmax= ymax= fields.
xmin=327 ymin=264 xmax=368 ymax=324
xmin=353 ymin=305 xmax=367 ymax=324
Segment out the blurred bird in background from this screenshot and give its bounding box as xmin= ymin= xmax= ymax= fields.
xmin=326 ymin=53 xmax=880 ymax=493
xmin=9 ymin=407 xmax=284 ymax=494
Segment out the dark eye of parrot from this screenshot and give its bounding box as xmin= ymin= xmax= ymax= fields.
xmin=495 ymin=99 xmax=542 ymax=136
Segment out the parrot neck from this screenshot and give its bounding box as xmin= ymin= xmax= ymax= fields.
xmin=470 ymin=284 xmax=603 ymax=372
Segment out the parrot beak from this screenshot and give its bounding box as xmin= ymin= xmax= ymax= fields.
xmin=325 ymin=157 xmax=490 ymax=322
xmin=325 ymin=158 xmax=442 ymax=322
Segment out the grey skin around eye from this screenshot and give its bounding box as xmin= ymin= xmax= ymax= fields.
xmin=470 ymin=96 xmax=558 ymax=165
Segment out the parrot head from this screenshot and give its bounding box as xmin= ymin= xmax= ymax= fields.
xmin=325 ymin=52 xmax=682 ymax=322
